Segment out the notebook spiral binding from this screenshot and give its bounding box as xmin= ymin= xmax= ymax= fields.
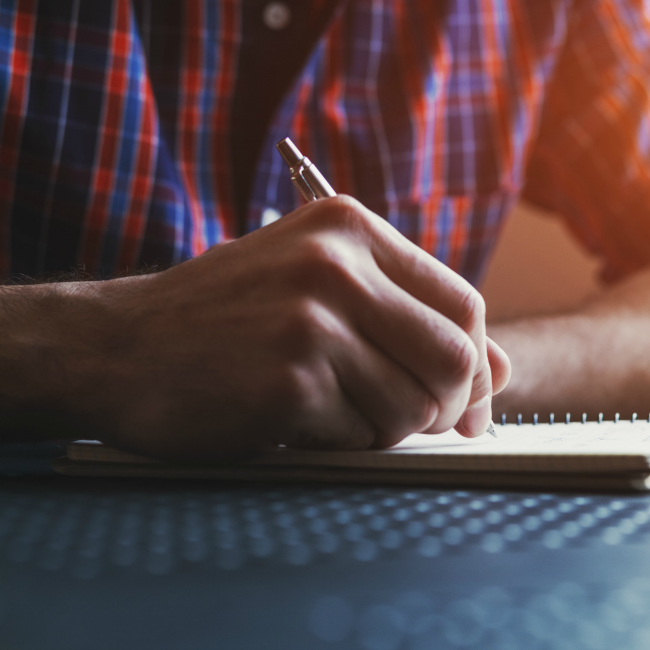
xmin=500 ymin=412 xmax=647 ymax=425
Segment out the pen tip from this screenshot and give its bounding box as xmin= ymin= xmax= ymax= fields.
xmin=487 ymin=421 xmax=497 ymax=438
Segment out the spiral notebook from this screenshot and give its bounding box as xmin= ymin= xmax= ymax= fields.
xmin=53 ymin=419 xmax=650 ymax=491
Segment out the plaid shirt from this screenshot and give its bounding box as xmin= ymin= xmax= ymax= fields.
xmin=0 ymin=0 xmax=649 ymax=286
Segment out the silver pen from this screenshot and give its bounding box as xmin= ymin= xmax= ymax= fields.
xmin=276 ymin=137 xmax=336 ymax=201
xmin=276 ymin=137 xmax=497 ymax=439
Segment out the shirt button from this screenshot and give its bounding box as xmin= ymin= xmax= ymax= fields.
xmin=263 ymin=2 xmax=291 ymax=30
xmin=261 ymin=207 xmax=282 ymax=227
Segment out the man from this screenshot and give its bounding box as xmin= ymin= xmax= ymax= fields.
xmin=0 ymin=0 xmax=648 ymax=461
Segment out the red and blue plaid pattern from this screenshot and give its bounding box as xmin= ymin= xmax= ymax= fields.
xmin=0 ymin=0 xmax=649 ymax=285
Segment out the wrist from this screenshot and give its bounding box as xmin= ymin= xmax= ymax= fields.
xmin=0 ymin=278 xmax=146 ymax=442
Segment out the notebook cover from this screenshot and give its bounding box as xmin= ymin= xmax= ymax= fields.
xmin=66 ymin=422 xmax=650 ymax=474
xmin=52 ymin=457 xmax=650 ymax=492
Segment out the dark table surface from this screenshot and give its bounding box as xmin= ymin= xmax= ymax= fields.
xmin=3 ymin=443 xmax=650 ymax=649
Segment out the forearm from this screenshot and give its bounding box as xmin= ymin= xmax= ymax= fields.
xmin=488 ymin=268 xmax=650 ymax=421
xmin=0 ymin=280 xmax=135 ymax=443
xmin=0 ymin=196 xmax=510 ymax=458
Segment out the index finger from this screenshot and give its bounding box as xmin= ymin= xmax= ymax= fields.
xmin=359 ymin=199 xmax=493 ymax=418
xmin=296 ymin=195 xmax=494 ymax=429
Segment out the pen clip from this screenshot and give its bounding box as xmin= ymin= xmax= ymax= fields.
xmin=291 ymin=168 xmax=317 ymax=202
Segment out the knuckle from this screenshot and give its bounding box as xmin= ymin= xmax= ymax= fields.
xmin=283 ymin=299 xmax=327 ymax=352
xmin=455 ymin=285 xmax=486 ymax=333
xmin=446 ymin=332 xmax=479 ymax=385
xmin=414 ymin=390 xmax=440 ymax=431
xmin=328 ymin=194 xmax=365 ymax=219
xmin=272 ymin=363 xmax=315 ymax=417
xmin=300 ymin=238 xmax=348 ymax=278
xmin=329 ymin=193 xmax=358 ymax=209
xmin=297 ymin=237 xmax=367 ymax=298
xmin=315 ymin=194 xmax=374 ymax=233
xmin=473 ymin=359 xmax=493 ymax=395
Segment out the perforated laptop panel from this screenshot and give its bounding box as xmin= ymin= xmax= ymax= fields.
xmin=3 ymin=477 xmax=650 ymax=648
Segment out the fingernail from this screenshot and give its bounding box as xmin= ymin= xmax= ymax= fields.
xmin=462 ymin=396 xmax=492 ymax=437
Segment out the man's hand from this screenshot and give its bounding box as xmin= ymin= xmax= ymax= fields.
xmin=0 ymin=196 xmax=509 ymax=461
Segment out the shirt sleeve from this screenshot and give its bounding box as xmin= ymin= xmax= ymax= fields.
xmin=522 ymin=0 xmax=650 ymax=283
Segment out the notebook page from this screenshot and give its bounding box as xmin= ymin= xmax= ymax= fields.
xmin=67 ymin=422 xmax=650 ymax=474
xmin=252 ymin=422 xmax=650 ymax=473
xmin=388 ymin=421 xmax=650 ymax=454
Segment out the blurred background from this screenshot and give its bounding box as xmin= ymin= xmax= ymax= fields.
xmin=481 ymin=201 xmax=602 ymax=323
